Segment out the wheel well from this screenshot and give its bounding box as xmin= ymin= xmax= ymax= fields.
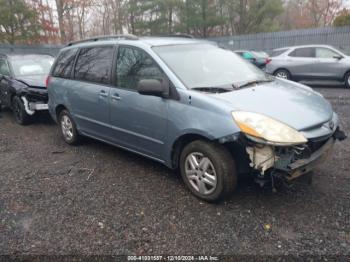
xmin=171 ymin=134 xmax=210 ymax=169
xmin=10 ymin=93 xmax=19 ymax=109
xmin=11 ymin=93 xmax=17 ymax=102
xmin=343 ymin=70 xmax=350 ymax=81
xmin=171 ymin=134 xmax=251 ymax=174
xmin=55 ymin=105 xmax=67 ymax=119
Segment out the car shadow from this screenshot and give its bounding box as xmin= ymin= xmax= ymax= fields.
xmin=82 ymin=134 xmax=313 ymax=204
xmin=0 ymin=108 xmax=55 ymax=125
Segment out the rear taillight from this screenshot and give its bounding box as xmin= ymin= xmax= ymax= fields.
xmin=45 ymin=76 xmax=51 ymax=88
xmin=265 ymin=58 xmax=272 ymax=64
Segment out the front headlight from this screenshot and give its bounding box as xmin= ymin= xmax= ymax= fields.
xmin=232 ymin=111 xmax=307 ymax=146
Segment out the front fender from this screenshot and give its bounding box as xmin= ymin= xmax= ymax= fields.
xmin=163 ymin=89 xmax=241 ymax=167
xmin=174 ymin=128 xmax=216 ymax=141
xmin=11 ymin=80 xmax=28 ymax=96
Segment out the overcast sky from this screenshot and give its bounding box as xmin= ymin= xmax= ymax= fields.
xmin=344 ymin=0 xmax=350 ymax=7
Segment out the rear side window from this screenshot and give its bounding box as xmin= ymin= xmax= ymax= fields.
xmin=74 ymin=46 xmax=114 ymax=85
xmin=116 ymin=46 xmax=163 ymax=90
xmin=271 ymin=49 xmax=287 ymax=57
xmin=52 ymin=48 xmax=78 ymax=78
xmin=289 ymin=48 xmax=315 ymax=58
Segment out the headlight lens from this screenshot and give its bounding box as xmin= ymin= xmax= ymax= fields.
xmin=232 ymin=111 xmax=307 ymax=145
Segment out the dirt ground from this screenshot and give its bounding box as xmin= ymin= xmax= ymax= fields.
xmin=0 ymin=87 xmax=349 ymax=257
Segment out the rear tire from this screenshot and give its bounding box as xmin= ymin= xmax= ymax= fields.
xmin=58 ymin=109 xmax=80 ymax=145
xmin=179 ymin=140 xmax=237 ymax=202
xmin=345 ymin=72 xmax=350 ymax=88
xmin=274 ymin=69 xmax=291 ymax=80
xmin=12 ymin=96 xmax=32 ymax=125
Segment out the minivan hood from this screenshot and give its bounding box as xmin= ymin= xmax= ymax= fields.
xmin=215 ymin=79 xmax=333 ymax=131
xmin=15 ymin=75 xmax=47 ymax=89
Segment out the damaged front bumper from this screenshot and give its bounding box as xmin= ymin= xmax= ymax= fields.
xmin=21 ymin=96 xmax=48 ymax=116
xmin=246 ymin=128 xmax=346 ymax=181
xmin=20 ymin=87 xmax=48 ymax=115
xmin=278 ymin=136 xmax=334 ymax=181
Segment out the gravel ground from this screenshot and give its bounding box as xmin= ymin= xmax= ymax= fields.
xmin=0 ymin=87 xmax=349 ymax=257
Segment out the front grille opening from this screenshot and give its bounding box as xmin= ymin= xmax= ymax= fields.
xmin=307 ymin=137 xmax=330 ymax=153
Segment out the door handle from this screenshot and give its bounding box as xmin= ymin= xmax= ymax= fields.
xmin=111 ymin=93 xmax=121 ymax=101
xmin=99 ymin=90 xmax=108 ymax=98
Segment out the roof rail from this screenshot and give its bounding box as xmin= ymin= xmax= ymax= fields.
xmin=67 ymin=34 xmax=138 ymax=46
xmin=158 ymin=33 xmax=195 ymax=39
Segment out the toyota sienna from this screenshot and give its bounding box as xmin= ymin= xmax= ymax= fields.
xmin=48 ymin=35 xmax=346 ymax=202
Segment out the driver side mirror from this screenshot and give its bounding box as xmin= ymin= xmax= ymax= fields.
xmin=333 ymin=55 xmax=343 ymax=60
xmin=137 ymin=79 xmax=170 ymax=98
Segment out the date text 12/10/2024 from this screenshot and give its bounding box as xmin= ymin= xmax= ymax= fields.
xmin=127 ymin=256 xmax=219 ymax=261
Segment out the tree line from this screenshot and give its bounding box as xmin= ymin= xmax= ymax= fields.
xmin=0 ymin=0 xmax=348 ymax=45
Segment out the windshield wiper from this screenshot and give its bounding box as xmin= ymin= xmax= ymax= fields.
xmin=192 ymin=86 xmax=233 ymax=93
xmin=236 ymin=79 xmax=274 ymax=89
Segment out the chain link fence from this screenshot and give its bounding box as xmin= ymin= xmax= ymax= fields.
xmin=0 ymin=44 xmax=62 ymax=56
xmin=1 ymin=26 xmax=350 ymax=56
xmin=209 ymin=26 xmax=350 ymax=54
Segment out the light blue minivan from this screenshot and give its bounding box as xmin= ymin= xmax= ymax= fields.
xmin=48 ymin=35 xmax=346 ymax=202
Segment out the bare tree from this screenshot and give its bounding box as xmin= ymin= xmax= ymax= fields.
xmin=307 ymin=0 xmax=342 ymax=26
xmin=55 ymin=0 xmax=66 ymax=43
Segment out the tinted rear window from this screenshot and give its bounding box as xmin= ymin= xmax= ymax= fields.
xmin=52 ymin=48 xmax=78 ymax=78
xmin=74 ymin=46 xmax=114 ymax=85
xmin=289 ymin=47 xmax=315 ymax=58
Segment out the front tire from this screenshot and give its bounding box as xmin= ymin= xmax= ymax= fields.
xmin=58 ymin=109 xmax=80 ymax=145
xmin=179 ymin=140 xmax=237 ymax=202
xmin=274 ymin=69 xmax=291 ymax=80
xmin=12 ymin=96 xmax=32 ymax=125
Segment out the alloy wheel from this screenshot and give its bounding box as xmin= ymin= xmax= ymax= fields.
xmin=276 ymin=71 xmax=288 ymax=79
xmin=184 ymin=152 xmax=217 ymax=195
xmin=61 ymin=115 xmax=74 ymax=140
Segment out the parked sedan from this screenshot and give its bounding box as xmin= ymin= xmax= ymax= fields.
xmin=234 ymin=50 xmax=271 ymax=69
xmin=0 ymin=53 xmax=54 ymax=124
xmin=266 ymin=45 xmax=350 ymax=87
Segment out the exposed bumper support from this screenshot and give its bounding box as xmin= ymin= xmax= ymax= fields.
xmin=284 ymin=137 xmax=335 ymax=181
xmin=285 ymin=129 xmax=346 ymax=181
xmin=21 ymin=96 xmax=35 ymax=115
xmin=21 ymin=96 xmax=48 ymax=115
xmin=246 ymin=128 xmax=346 ymax=181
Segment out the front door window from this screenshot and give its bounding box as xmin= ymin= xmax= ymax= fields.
xmin=116 ymin=46 xmax=163 ymax=90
